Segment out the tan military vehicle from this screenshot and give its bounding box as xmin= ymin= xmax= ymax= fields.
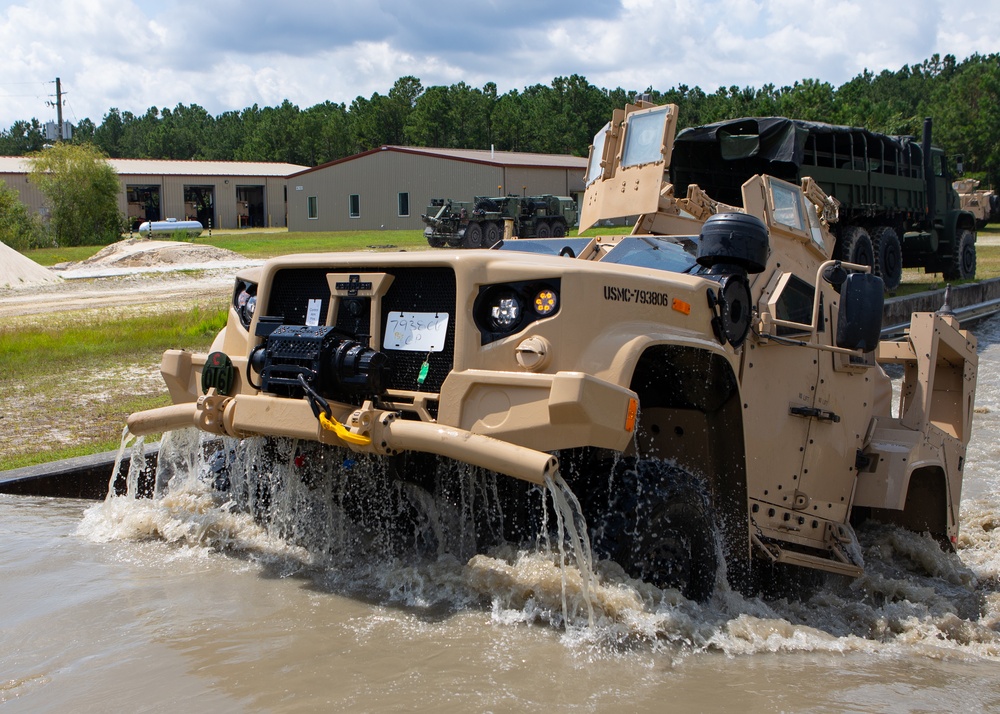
xmin=954 ymin=178 xmax=996 ymax=229
xmin=128 ymin=102 xmax=978 ymax=602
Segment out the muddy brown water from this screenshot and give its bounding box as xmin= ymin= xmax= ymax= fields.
xmin=5 ymin=317 xmax=1000 ymax=712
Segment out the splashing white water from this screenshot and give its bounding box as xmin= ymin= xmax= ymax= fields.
xmin=77 ymin=313 xmax=1000 ymax=657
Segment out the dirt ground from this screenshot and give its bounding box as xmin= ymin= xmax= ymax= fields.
xmin=0 ymin=240 xmax=261 ymax=466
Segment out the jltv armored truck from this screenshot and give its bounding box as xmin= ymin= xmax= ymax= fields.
xmin=128 ymin=102 xmax=977 ymax=601
xmin=671 ymin=116 xmax=978 ymax=290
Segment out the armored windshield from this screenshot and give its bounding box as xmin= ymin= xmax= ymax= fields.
xmin=496 ymin=238 xmax=593 ymax=258
xmin=602 ymin=236 xmax=698 ymax=273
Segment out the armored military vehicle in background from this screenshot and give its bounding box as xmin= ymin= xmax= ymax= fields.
xmin=670 ymin=117 xmax=979 ymax=290
xmin=422 ymin=194 xmax=578 ymax=248
xmin=953 ymin=178 xmax=997 ymax=229
xmin=128 ymin=101 xmax=978 ymax=603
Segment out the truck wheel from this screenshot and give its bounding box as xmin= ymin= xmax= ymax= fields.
xmin=475 ymin=198 xmax=500 ymax=213
xmin=592 ymin=459 xmax=718 ymax=602
xmin=483 ymin=221 xmax=501 ymax=247
xmin=944 ymin=229 xmax=976 ymax=280
xmin=535 ymin=221 xmax=552 ymax=238
xmin=871 ymin=226 xmax=902 ymax=291
xmin=465 ymin=222 xmax=484 ymax=248
xmin=839 ymin=225 xmax=874 ymax=270
xmin=551 ymin=221 xmax=567 ymax=238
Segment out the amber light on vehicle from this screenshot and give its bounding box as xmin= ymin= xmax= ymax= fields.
xmin=534 ymin=288 xmax=558 ymax=315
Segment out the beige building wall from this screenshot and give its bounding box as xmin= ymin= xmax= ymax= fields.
xmin=1 ymin=159 xmax=300 ymax=232
xmin=288 ymin=150 xmax=585 ymax=232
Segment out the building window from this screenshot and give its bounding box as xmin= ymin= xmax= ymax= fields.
xmin=398 ymin=192 xmax=409 ymax=217
xmin=307 ymin=196 xmax=318 ymax=219
xmin=349 ymin=194 xmax=360 ymax=218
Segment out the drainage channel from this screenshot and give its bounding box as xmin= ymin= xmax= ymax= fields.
xmin=5 ymin=279 xmax=1000 ymax=500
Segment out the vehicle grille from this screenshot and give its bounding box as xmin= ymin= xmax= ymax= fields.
xmin=267 ymin=266 xmax=457 ymax=394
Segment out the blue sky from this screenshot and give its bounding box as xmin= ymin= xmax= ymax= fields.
xmin=0 ymin=0 xmax=996 ymax=129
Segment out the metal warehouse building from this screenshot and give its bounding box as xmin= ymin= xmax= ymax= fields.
xmin=287 ymin=146 xmax=588 ymax=232
xmin=0 ymin=157 xmax=307 ymax=231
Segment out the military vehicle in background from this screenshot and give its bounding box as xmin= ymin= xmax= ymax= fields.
xmin=953 ymin=178 xmax=998 ymax=229
xmin=422 ymin=194 xmax=579 ymax=248
xmin=670 ymin=117 xmax=979 ymax=290
xmin=127 ymin=101 xmax=978 ymax=603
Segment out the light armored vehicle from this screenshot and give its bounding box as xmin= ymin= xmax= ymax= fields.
xmin=953 ymin=178 xmax=997 ymax=230
xmin=128 ymin=102 xmax=978 ymax=601
xmin=422 ymin=194 xmax=578 ymax=248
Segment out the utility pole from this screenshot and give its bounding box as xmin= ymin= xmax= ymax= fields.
xmin=46 ymin=77 xmax=66 ymax=140
xmin=55 ymin=77 xmax=63 ymax=140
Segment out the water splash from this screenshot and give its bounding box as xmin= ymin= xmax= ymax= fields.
xmin=78 ymin=419 xmax=1000 ymax=659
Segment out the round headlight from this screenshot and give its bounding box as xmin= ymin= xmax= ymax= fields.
xmin=239 ymin=293 xmax=256 ymax=328
xmin=490 ymin=295 xmax=523 ymax=331
xmin=533 ymin=288 xmax=557 ymax=316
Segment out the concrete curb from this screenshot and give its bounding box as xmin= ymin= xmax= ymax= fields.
xmin=883 ymin=277 xmax=1000 ymax=337
xmin=0 ymin=447 xmax=157 ymax=500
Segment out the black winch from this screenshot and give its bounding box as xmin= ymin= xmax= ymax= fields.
xmin=249 ymin=324 xmax=391 ymax=401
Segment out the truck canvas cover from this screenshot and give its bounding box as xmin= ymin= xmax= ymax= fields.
xmin=673 ymin=117 xmax=915 ymax=166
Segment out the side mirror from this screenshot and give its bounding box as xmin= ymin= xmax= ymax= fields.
xmin=837 ymin=272 xmax=884 ymax=351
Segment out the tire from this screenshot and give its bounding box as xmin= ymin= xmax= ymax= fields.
xmin=871 ymin=226 xmax=902 ymax=291
xmin=475 ymin=198 xmax=500 ymax=213
xmin=551 ymin=221 xmax=567 ymax=238
xmin=943 ymin=229 xmax=976 ymax=280
xmin=590 ymin=459 xmax=719 ymax=602
xmin=483 ymin=221 xmax=501 ymax=247
xmin=464 ymin=222 xmax=484 ymax=248
xmin=838 ymin=225 xmax=874 ymax=270
xmin=535 ymin=221 xmax=552 ymax=238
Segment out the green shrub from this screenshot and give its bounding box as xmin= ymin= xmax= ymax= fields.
xmin=0 ymin=180 xmax=48 ymax=250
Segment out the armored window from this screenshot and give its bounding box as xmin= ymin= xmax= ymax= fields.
xmin=307 ymin=196 xmax=318 ymax=219
xmin=349 ymin=194 xmax=360 ymax=218
xmin=586 ymin=121 xmax=610 ymax=185
xmin=774 ymin=274 xmax=815 ymax=336
xmin=770 ymin=182 xmax=805 ymax=232
xmin=621 ymin=106 xmax=670 ymax=168
xmin=398 ymin=192 xmax=409 ymax=217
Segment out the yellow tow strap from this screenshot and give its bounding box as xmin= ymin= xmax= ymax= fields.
xmin=318 ymin=411 xmax=372 ymax=446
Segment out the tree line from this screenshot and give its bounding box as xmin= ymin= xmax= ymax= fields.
xmin=2 ymin=53 xmax=998 ymax=191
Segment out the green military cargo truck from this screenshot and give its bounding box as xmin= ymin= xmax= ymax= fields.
xmin=422 ymin=194 xmax=579 ymax=249
xmin=670 ymin=117 xmax=978 ymax=289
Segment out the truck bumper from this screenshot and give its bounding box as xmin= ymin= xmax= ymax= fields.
xmin=127 ymin=393 xmax=560 ymax=485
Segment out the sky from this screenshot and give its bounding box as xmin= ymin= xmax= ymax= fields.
xmin=0 ymin=0 xmax=997 ymax=130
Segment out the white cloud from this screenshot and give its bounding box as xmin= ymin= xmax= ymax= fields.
xmin=0 ymin=0 xmax=994 ymax=130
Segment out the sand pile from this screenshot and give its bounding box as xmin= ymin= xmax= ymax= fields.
xmin=0 ymin=241 xmax=62 ymax=289
xmin=54 ymin=238 xmax=257 ymax=278
xmin=73 ymin=238 xmax=244 ymax=268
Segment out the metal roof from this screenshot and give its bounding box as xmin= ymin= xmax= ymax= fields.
xmin=291 ymin=145 xmax=588 ymax=177
xmin=0 ymin=156 xmax=306 ymax=177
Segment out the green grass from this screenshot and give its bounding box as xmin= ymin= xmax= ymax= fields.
xmin=0 ymin=305 xmax=227 ymax=378
xmin=198 ymin=229 xmax=429 ymax=258
xmin=0 ymin=305 xmax=228 ymax=472
xmin=25 ymin=244 xmax=107 ymax=266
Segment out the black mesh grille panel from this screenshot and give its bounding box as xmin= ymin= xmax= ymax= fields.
xmin=266 ymin=266 xmax=457 ymax=394
xmin=377 ymin=268 xmax=456 ymax=393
